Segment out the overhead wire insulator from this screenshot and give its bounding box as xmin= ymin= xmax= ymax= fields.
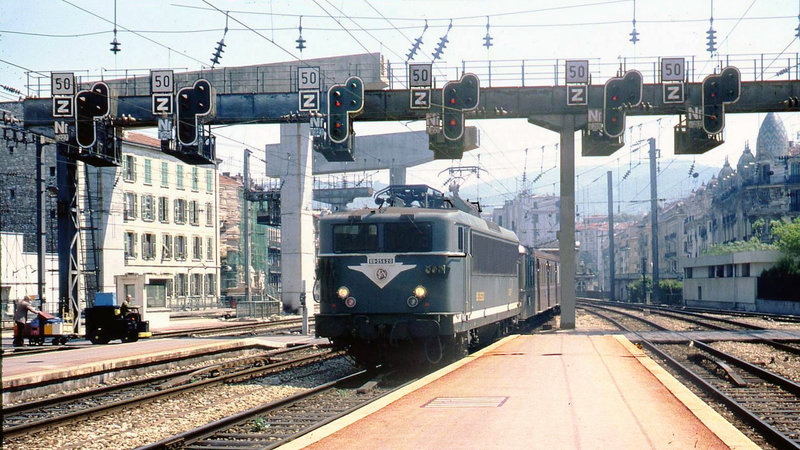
xmin=406 ymin=20 xmax=428 ymax=62
xmin=432 ymin=20 xmax=453 ymax=61
xmin=296 ymin=16 xmax=306 ymax=53
xmin=483 ymin=16 xmax=493 ymax=50
xmin=706 ymin=0 xmax=716 ymax=55
xmin=211 ymin=11 xmax=230 ymax=67
xmin=109 ymin=0 xmax=121 ymax=54
xmin=629 ymin=0 xmax=639 ymax=44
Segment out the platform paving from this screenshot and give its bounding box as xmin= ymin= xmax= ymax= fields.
xmin=283 ymin=334 xmax=757 ymax=450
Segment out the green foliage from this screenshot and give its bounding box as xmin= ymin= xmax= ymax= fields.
xmin=769 ymin=217 xmax=800 ymax=260
xmin=659 ymin=279 xmax=682 ymax=293
xmin=251 ymin=417 xmax=270 ymax=432
xmin=658 ymin=279 xmax=683 ymax=305
xmin=627 ymin=278 xmax=682 ymax=304
xmin=627 ymin=277 xmax=651 ymax=303
xmin=751 ymin=218 xmax=766 ymax=240
xmin=703 ymin=237 xmax=776 ymax=255
xmin=761 ymin=256 xmax=800 ymax=277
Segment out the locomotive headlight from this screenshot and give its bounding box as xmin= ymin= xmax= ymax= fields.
xmin=413 ymin=285 xmax=427 ymax=299
xmin=336 ymin=286 xmax=349 ymax=299
xmin=345 ymin=297 xmax=357 ymax=308
xmin=407 ymin=296 xmax=419 ymax=308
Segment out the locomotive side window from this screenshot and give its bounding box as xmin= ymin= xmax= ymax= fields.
xmin=471 ymin=234 xmax=518 ymax=275
xmin=384 ymin=222 xmax=432 ymax=252
xmin=332 ymin=224 xmax=378 ymax=252
xmin=457 ymin=227 xmax=464 ymax=251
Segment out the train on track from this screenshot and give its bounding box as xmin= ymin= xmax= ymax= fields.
xmin=314 ymin=185 xmax=560 ymax=366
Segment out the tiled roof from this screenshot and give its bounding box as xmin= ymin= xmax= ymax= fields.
xmin=123 ymin=132 xmax=161 ymax=148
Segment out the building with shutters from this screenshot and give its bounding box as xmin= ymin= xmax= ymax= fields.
xmin=114 ymin=133 xmax=220 ymax=315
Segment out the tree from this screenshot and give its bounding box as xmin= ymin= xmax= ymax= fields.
xmin=770 ymin=217 xmax=800 ymax=261
xmin=627 ymin=277 xmax=651 ymax=303
xmin=658 ymin=279 xmax=683 ymax=305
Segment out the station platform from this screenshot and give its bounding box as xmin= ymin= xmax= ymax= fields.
xmin=283 ymin=334 xmax=758 ymax=450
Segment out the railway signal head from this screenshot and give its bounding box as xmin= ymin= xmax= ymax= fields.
xmin=75 ymin=82 xmax=112 ymax=148
xmin=603 ymin=70 xmax=642 ymax=138
xmin=327 ymin=76 xmax=364 ymax=143
xmin=442 ymin=73 xmax=480 ymax=141
xmin=702 ymin=66 xmax=740 ymax=135
xmin=176 ymin=79 xmax=215 ymax=147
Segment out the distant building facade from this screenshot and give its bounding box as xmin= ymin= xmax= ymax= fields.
xmin=607 ymin=112 xmax=800 ymax=301
xmin=218 ymin=173 xmax=281 ymax=304
xmin=491 ymin=193 xmax=559 ymax=248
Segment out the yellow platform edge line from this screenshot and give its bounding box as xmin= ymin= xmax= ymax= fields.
xmin=276 ymin=335 xmax=521 ymax=450
xmin=613 ymin=335 xmax=759 ymax=450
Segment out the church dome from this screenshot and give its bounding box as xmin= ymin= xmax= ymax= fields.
xmin=737 ymin=142 xmax=757 ymax=181
xmin=756 ymin=113 xmax=789 ymax=161
xmin=718 ymin=157 xmax=734 ymax=180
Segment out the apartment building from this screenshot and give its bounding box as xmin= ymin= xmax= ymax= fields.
xmin=113 ymin=133 xmax=219 ymax=311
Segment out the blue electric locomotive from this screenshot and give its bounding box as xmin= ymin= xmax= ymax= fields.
xmin=315 ymin=185 xmax=559 ymax=366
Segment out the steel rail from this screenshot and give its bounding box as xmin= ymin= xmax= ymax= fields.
xmin=2 ymin=347 xmax=335 ymax=439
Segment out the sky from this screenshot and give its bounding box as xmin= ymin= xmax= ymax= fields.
xmin=1 ymin=0 xmax=799 ymax=210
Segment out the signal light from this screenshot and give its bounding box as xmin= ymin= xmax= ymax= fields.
xmin=701 ymin=66 xmax=740 ymax=135
xmin=603 ymin=70 xmax=642 ymax=138
xmin=75 ymin=82 xmax=112 ymax=148
xmin=442 ymin=73 xmax=480 ymax=141
xmin=176 ymin=79 xmax=215 ymax=147
xmin=326 ymin=77 xmax=364 ymax=143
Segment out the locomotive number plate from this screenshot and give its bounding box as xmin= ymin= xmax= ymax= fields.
xmin=368 ymin=256 xmax=394 ymax=264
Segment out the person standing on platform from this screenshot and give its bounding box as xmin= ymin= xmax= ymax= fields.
xmin=13 ymin=295 xmax=39 ymax=347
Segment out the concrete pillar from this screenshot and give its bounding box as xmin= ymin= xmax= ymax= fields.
xmin=279 ymin=123 xmax=316 ymax=313
xmin=559 ymin=115 xmax=576 ymax=329
xmin=389 ymin=165 xmax=406 ymax=185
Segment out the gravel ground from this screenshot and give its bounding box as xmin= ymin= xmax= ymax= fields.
xmin=2 ymin=357 xmax=357 ymax=450
xmin=706 ymin=315 xmax=800 ymax=330
xmin=573 ymin=310 xmax=621 ymax=331
xmin=627 ymin=310 xmax=701 ymax=331
xmin=709 ymin=341 xmax=800 ymax=383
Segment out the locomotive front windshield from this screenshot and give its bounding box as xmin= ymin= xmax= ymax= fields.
xmin=332 ymin=222 xmax=432 ymax=253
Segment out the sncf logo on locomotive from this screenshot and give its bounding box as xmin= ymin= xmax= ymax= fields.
xmin=348 ymin=254 xmax=416 ymax=289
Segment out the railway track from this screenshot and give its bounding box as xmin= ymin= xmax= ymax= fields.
xmin=151 ymin=317 xmax=310 ymax=338
xmin=579 ymin=301 xmax=800 ymax=356
xmin=142 ymin=369 xmax=405 ymax=449
xmin=580 ymin=303 xmax=800 ymax=449
xmin=1 ymin=344 xmax=336 ymax=439
xmin=1 ymin=317 xmax=309 ymax=358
